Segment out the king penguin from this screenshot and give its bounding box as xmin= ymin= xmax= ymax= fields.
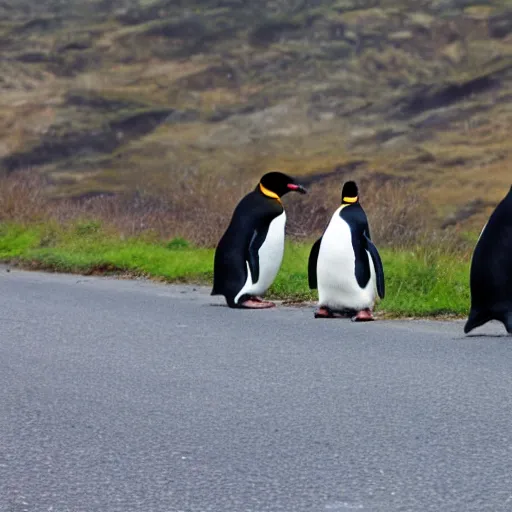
xmin=308 ymin=180 xmax=385 ymax=321
xmin=464 ymin=185 xmax=512 ymax=335
xmin=211 ymin=171 xmax=307 ymax=309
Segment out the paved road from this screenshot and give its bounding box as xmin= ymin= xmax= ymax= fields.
xmin=1 ymin=268 xmax=512 ymax=512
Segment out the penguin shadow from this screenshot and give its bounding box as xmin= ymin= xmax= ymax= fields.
xmin=463 ymin=333 xmax=512 ymax=339
xmin=207 ymin=302 xmax=295 ymax=311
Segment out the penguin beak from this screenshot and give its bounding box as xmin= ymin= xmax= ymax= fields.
xmin=287 ymin=183 xmax=307 ymax=194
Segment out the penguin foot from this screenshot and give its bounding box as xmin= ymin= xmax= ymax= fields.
xmin=351 ymin=309 xmax=375 ymax=322
xmin=314 ymin=307 xmax=334 ymax=318
xmin=250 ymin=296 xmax=276 ymax=308
xmin=240 ymin=299 xmax=276 ymax=309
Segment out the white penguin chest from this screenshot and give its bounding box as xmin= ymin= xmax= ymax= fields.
xmin=317 ymin=209 xmax=355 ymax=278
xmin=255 ymin=211 xmax=286 ymax=286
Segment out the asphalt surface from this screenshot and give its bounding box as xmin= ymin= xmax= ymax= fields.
xmin=1 ymin=268 xmax=512 ymax=512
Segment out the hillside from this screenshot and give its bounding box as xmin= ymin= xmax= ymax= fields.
xmin=1 ymin=0 xmax=512 ymax=231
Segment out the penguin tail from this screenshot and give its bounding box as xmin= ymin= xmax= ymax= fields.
xmin=210 ymin=280 xmax=222 ymax=296
xmin=464 ymin=309 xmax=492 ymax=334
xmin=504 ymin=313 xmax=512 ymax=335
xmin=495 ymin=311 xmax=512 ymax=334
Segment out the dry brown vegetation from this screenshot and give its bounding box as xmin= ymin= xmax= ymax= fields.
xmin=0 ymin=169 xmax=473 ymax=252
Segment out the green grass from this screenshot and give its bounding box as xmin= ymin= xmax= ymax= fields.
xmin=0 ymin=221 xmax=214 ymax=281
xmin=0 ymin=224 xmax=41 ymax=258
xmin=0 ymin=221 xmax=472 ymax=318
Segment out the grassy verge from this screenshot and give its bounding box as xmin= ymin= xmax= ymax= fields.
xmin=0 ymin=221 xmax=471 ymax=318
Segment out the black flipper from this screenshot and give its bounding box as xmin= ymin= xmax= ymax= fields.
xmin=365 ymin=234 xmax=385 ymax=299
xmin=308 ymin=237 xmax=322 ymax=289
xmin=246 ymin=225 xmax=270 ymax=284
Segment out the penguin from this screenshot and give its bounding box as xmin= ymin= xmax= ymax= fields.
xmin=464 ymin=185 xmax=512 ymax=335
xmin=211 ymin=171 xmax=307 ymax=309
xmin=308 ymin=180 xmax=385 ymax=321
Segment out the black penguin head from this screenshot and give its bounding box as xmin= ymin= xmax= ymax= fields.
xmin=258 ymin=171 xmax=307 ymax=198
xmin=341 ymin=181 xmax=359 ymax=205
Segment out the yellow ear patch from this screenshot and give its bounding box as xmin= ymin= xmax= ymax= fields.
xmin=260 ymin=183 xmax=282 ymax=203
xmin=342 ymin=196 xmax=358 ymax=204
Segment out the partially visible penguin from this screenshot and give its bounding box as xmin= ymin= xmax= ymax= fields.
xmin=308 ymin=180 xmax=385 ymax=321
xmin=211 ymin=172 xmax=307 ymax=309
xmin=464 ymin=185 xmax=512 ymax=335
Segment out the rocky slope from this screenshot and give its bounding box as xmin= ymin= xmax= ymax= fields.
xmin=1 ymin=0 xmax=512 ymax=229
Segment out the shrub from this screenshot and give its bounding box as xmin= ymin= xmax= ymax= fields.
xmin=0 ymin=169 xmax=471 ymax=252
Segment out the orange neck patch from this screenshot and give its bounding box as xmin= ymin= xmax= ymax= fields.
xmin=260 ymin=183 xmax=282 ymax=204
